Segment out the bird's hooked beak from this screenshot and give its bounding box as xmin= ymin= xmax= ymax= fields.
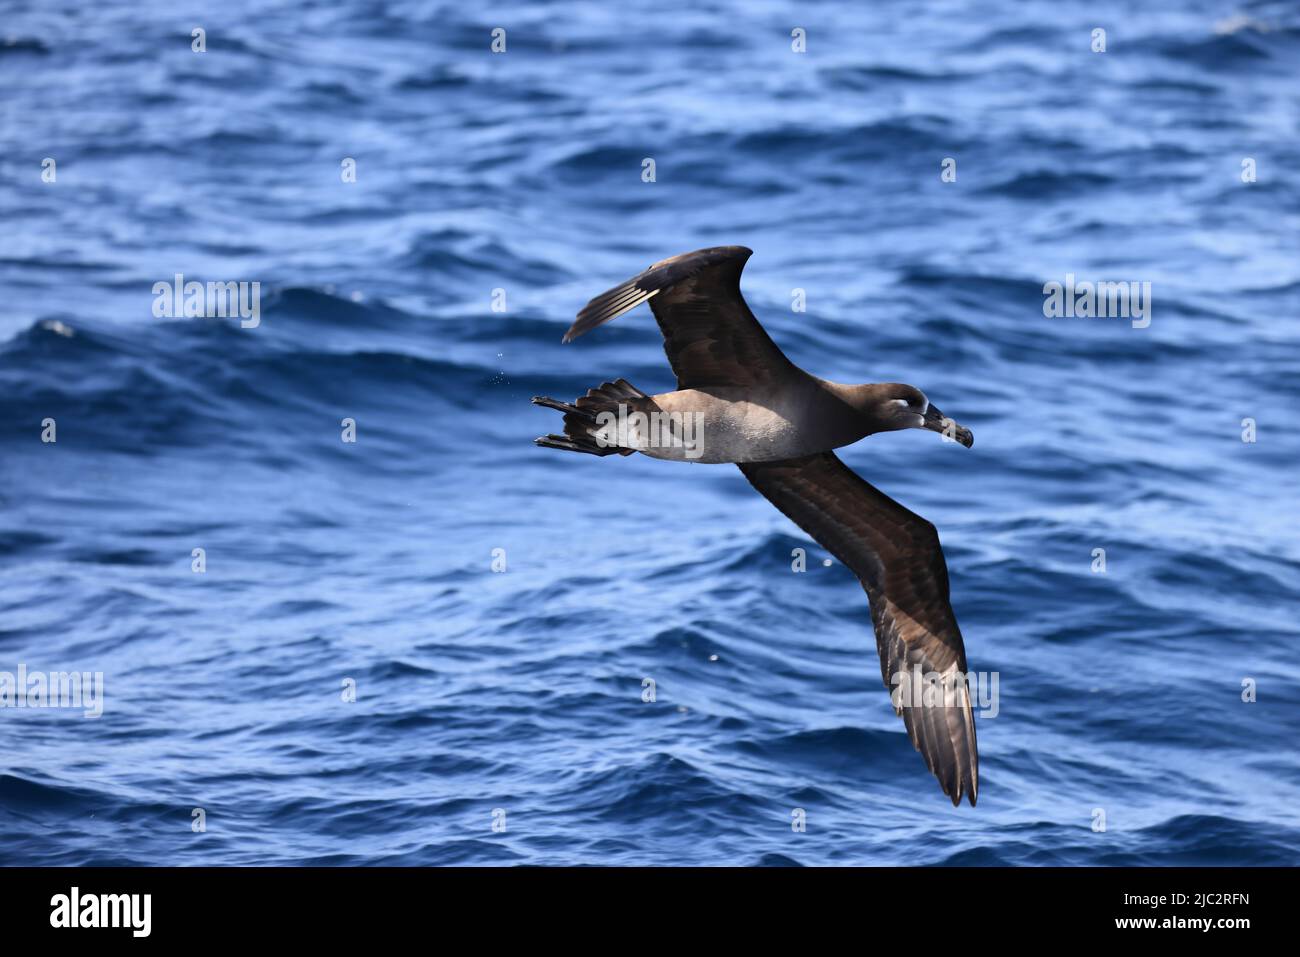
xmin=921 ymin=404 xmax=974 ymax=448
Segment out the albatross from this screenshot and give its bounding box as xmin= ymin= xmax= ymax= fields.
xmin=532 ymin=246 xmax=979 ymax=806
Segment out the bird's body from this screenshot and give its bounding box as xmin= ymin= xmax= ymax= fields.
xmin=636 ymin=376 xmax=871 ymax=463
xmin=533 ymin=245 xmax=981 ymax=806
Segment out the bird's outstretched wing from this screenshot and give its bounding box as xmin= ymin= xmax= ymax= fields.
xmin=563 ymin=245 xmax=795 ymax=390
xmin=739 ymin=451 xmax=979 ymax=806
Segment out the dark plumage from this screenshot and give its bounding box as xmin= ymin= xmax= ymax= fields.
xmin=535 ymin=246 xmax=979 ymax=805
xmin=567 ymin=246 xmax=794 ymax=389
xmin=739 ymin=452 xmax=977 ymax=805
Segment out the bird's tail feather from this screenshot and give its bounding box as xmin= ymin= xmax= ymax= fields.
xmin=532 ymin=378 xmax=650 ymax=456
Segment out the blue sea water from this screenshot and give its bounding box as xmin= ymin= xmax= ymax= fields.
xmin=1 ymin=0 xmax=1298 ymax=866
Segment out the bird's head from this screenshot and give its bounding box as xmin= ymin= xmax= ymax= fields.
xmin=864 ymin=383 xmax=974 ymax=448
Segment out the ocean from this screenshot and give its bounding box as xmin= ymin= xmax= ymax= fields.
xmin=1 ymin=0 xmax=1298 ymax=865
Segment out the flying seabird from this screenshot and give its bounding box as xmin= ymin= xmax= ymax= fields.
xmin=532 ymin=246 xmax=979 ymax=806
